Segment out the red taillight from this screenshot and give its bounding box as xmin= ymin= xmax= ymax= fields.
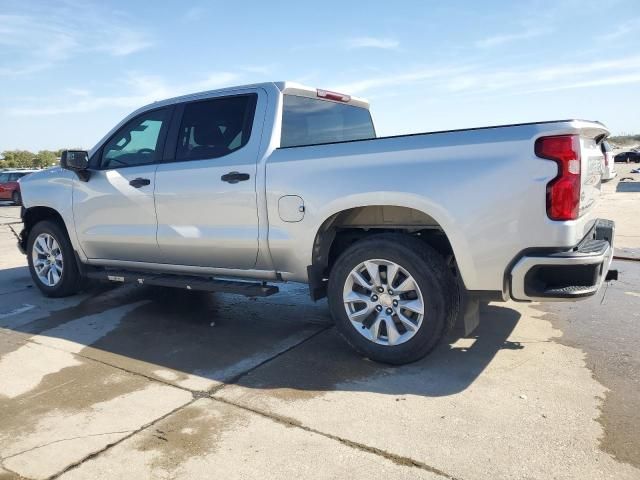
xmin=317 ymin=89 xmax=351 ymax=103
xmin=535 ymin=135 xmax=581 ymax=221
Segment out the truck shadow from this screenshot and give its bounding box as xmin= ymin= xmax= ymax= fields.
xmin=1 ymin=266 xmax=522 ymax=399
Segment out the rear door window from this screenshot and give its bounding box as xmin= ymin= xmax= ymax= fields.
xmin=281 ymin=95 xmax=375 ymax=148
xmin=176 ymin=94 xmax=257 ymax=161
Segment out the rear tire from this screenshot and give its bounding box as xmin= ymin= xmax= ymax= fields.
xmin=27 ymin=220 xmax=81 ymax=297
xmin=327 ymin=234 xmax=459 ymax=365
xmin=12 ymin=191 xmax=21 ymax=206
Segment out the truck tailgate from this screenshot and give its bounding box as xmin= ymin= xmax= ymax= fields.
xmin=579 ymin=125 xmax=608 ymax=216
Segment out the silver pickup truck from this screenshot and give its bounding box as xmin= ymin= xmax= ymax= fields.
xmin=17 ymin=81 xmax=616 ymax=364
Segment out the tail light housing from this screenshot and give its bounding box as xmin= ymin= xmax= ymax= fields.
xmin=535 ymin=135 xmax=581 ymax=221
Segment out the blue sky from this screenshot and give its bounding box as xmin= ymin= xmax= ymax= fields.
xmin=0 ymin=0 xmax=639 ymax=151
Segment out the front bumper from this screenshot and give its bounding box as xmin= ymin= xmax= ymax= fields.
xmin=510 ymin=219 xmax=615 ymax=301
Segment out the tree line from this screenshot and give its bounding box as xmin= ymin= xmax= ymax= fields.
xmin=0 ymin=150 xmax=63 ymax=169
xmin=608 ymin=134 xmax=640 ymax=147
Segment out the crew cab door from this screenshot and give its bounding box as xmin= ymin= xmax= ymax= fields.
xmin=73 ymin=106 xmax=173 ymax=262
xmin=154 ymin=90 xmax=264 ymax=269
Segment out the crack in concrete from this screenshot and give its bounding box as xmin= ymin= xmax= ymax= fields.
xmin=211 ymin=396 xmax=461 ymax=479
xmin=1 ymin=430 xmax=135 ymax=462
xmin=8 ymin=315 xmax=455 ymax=479
xmin=48 ymin=397 xmax=198 ymax=480
xmin=9 ymin=321 xmax=330 ymax=478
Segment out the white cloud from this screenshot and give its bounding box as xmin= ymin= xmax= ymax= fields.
xmin=346 ymin=37 xmax=400 ymax=50
xmin=475 ymin=28 xmax=548 ymax=48
xmin=329 ymin=54 xmax=640 ymax=98
xmin=94 ymin=28 xmax=154 ymax=56
xmin=597 ymin=17 xmax=640 ymax=42
xmin=7 ymin=72 xmax=241 ymax=116
xmin=333 ymin=66 xmax=472 ymax=95
xmin=0 ymin=7 xmax=153 ymax=76
xmin=518 ymin=72 xmax=640 ymax=95
xmin=182 ymin=6 xmax=206 ymax=22
xmin=240 ymin=65 xmax=276 ymax=75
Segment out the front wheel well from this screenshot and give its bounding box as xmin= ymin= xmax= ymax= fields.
xmin=20 ymin=207 xmax=67 ymax=252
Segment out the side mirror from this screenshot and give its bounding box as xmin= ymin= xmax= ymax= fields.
xmin=60 ymin=150 xmax=90 ymax=181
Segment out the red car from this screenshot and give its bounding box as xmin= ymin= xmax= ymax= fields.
xmin=0 ymin=170 xmax=37 ymax=205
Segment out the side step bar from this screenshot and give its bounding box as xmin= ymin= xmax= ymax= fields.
xmin=85 ymin=269 xmax=279 ymax=297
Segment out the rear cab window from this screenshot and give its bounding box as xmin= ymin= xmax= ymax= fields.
xmin=280 ymin=95 xmax=375 ymax=148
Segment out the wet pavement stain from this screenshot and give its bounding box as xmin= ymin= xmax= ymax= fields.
xmin=134 ymin=399 xmax=247 ymax=475
xmin=0 ymin=357 xmax=152 ymax=444
xmin=531 ymin=260 xmax=640 ymax=469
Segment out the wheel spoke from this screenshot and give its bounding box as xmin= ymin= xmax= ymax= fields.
xmin=35 ymin=238 xmax=47 ymax=255
xmin=368 ymin=316 xmax=383 ymax=341
xmin=364 ymin=261 xmax=381 ymax=287
xmin=397 ymin=311 xmax=418 ymax=332
xmin=386 ymin=263 xmax=399 ymax=288
xmin=344 ymin=291 xmax=375 ymax=322
xmin=348 ymin=303 xmax=376 ymax=323
xmin=50 ymin=266 xmax=60 ymax=285
xmin=395 ymin=276 xmax=417 ymax=293
xmin=385 ymin=318 xmax=401 ymax=345
xmin=350 ymin=271 xmax=372 ymax=290
xmin=344 ymin=290 xmax=372 ymax=305
xmin=400 ymin=298 xmax=424 ymax=315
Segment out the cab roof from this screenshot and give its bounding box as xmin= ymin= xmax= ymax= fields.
xmin=156 ymin=81 xmax=370 ymax=110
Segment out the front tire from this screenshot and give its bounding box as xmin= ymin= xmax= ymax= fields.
xmin=328 ymin=234 xmax=459 ymax=365
xmin=27 ymin=220 xmax=81 ymax=297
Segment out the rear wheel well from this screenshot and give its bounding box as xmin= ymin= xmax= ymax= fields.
xmin=309 ymin=206 xmax=457 ymax=300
